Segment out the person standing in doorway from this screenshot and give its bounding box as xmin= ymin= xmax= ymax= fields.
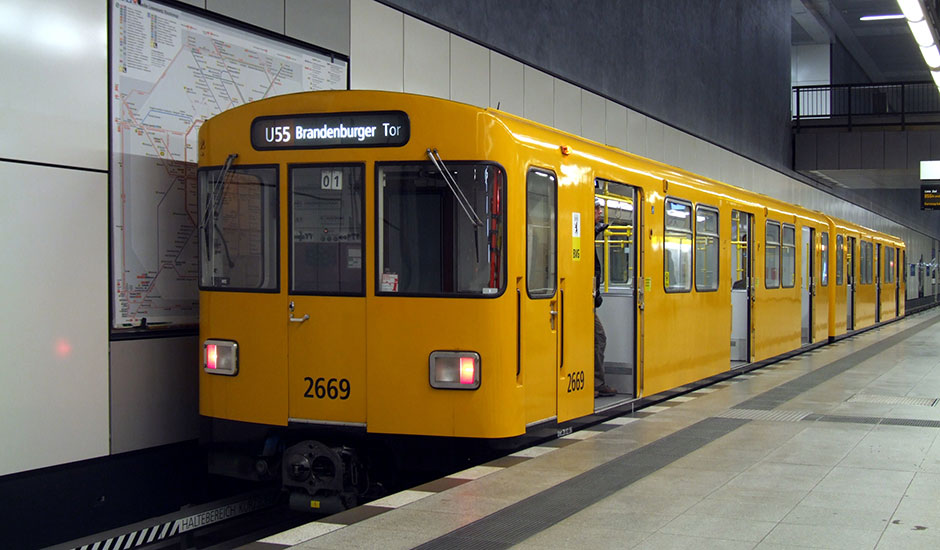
xmin=594 ymin=202 xmax=616 ymax=398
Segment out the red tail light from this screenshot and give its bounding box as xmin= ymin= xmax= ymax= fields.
xmin=206 ymin=344 xmax=218 ymax=369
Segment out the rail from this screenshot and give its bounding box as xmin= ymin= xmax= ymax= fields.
xmin=792 ymin=81 xmax=940 ymax=129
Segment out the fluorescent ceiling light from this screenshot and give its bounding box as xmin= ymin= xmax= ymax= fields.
xmin=922 ymin=44 xmax=940 ymax=68
xmin=898 ymin=0 xmax=925 ymax=21
xmin=931 ymin=69 xmax=940 ymax=87
xmin=860 ymin=14 xmax=905 ymax=21
xmin=909 ymin=18 xmax=935 ymax=47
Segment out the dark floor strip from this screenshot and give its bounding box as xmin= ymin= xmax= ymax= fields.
xmin=412 ymin=418 xmax=749 ymax=550
xmin=735 ymin=314 xmax=940 ymax=411
xmin=806 ymin=414 xmax=940 ymax=428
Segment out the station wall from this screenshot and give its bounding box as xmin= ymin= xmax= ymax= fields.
xmin=0 ymin=0 xmax=935 ymax=479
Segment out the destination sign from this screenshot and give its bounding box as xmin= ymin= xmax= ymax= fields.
xmin=923 ymin=183 xmax=940 ymax=210
xmin=251 ymin=111 xmax=409 ymax=150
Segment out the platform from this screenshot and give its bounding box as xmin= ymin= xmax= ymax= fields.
xmin=249 ymin=308 xmax=940 ymax=550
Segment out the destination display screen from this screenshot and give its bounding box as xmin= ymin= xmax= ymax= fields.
xmin=922 ymin=183 xmax=940 ymax=210
xmin=251 ymin=111 xmax=410 ymax=150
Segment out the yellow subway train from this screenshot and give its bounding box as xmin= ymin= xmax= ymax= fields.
xmin=197 ymin=90 xmax=905 ymax=509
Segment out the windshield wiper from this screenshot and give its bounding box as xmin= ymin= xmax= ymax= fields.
xmin=426 ymin=148 xmax=483 ymax=227
xmin=202 ymin=153 xmax=238 ymax=268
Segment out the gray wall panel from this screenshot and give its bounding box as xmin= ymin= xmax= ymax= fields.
xmin=286 ymin=0 xmax=351 ymax=55
xmin=380 ymin=0 xmax=792 ymax=172
xmin=861 ymin=132 xmax=885 ymax=170
xmin=110 ymin=337 xmax=199 ymax=453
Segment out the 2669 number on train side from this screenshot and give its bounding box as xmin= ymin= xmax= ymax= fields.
xmin=303 ymin=377 xmax=351 ymax=400
xmin=566 ymin=371 xmax=585 ymax=393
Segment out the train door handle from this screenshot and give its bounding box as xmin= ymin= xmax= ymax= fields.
xmin=549 ymin=304 xmax=558 ymax=330
xmin=288 ymin=301 xmax=309 ymax=323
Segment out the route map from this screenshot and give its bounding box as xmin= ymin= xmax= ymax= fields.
xmin=110 ymin=0 xmax=347 ymax=328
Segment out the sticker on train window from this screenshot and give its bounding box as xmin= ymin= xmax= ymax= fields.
xmin=347 ymin=248 xmax=361 ymax=269
xmin=381 ymin=272 xmax=399 ymax=292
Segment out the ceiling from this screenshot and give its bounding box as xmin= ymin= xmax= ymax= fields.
xmin=792 ymin=0 xmax=931 ymax=83
xmin=791 ymin=0 xmax=937 ymax=198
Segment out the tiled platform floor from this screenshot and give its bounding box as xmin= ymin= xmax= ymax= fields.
xmin=250 ymin=308 xmax=940 ymax=550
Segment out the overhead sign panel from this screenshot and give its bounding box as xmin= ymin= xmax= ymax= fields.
xmin=251 ymin=111 xmax=410 ymax=150
xmin=923 ymin=183 xmax=940 ymax=210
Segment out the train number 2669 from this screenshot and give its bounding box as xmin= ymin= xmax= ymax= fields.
xmin=303 ymin=377 xmax=351 ymax=400
xmin=566 ymin=371 xmax=585 ymax=393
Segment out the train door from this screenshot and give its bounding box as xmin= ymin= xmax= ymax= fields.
xmin=847 ymin=237 xmax=856 ymax=330
xmin=594 ymin=180 xmax=638 ymax=399
xmin=897 ymin=249 xmax=902 ymax=314
xmin=522 ymin=168 xmax=558 ymax=424
xmin=875 ymin=244 xmax=882 ymax=322
xmin=286 ymin=165 xmax=367 ymax=424
xmin=801 ymin=227 xmax=814 ymax=345
xmin=731 ymin=210 xmax=752 ymax=365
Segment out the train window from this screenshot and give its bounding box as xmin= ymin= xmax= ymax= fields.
xmin=860 ymin=241 xmax=872 ymax=285
xmin=695 ymin=206 xmax=719 ymax=291
xmin=289 ymin=164 xmax=364 ymax=295
xmin=765 ymin=221 xmax=780 ymax=289
xmin=781 ymin=224 xmax=796 ymax=288
xmin=664 ymin=198 xmax=692 ymax=292
xmin=526 ymin=169 xmax=557 ymax=298
xmin=820 ymin=232 xmax=829 ymax=287
xmin=836 ymin=234 xmax=844 ymax=285
xmin=376 ymin=162 xmax=506 ymax=297
xmin=731 ymin=210 xmax=749 ymax=290
xmin=198 ymin=165 xmax=279 ymax=291
xmin=595 ymin=180 xmax=635 ymax=289
xmin=885 ymin=246 xmax=895 ymax=284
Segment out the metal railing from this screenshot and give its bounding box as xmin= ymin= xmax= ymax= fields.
xmin=792 ymin=81 xmax=940 ymax=128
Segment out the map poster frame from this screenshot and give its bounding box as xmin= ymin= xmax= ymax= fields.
xmin=109 ymin=0 xmax=349 ymax=332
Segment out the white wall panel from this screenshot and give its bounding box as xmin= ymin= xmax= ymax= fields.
xmin=662 ymin=125 xmax=682 ymax=167
xmin=111 ymin=337 xmax=199 ymax=453
xmin=581 ymin=90 xmax=606 ymax=144
xmin=0 ymin=162 xmax=109 ymax=476
xmin=490 ymin=52 xmax=524 ymax=116
xmin=701 ymin=142 xmax=721 ymax=181
xmin=646 ymin=118 xmax=665 ymax=163
xmin=626 ymin=109 xmax=648 ymax=158
xmin=0 ymin=0 xmax=107 ymax=170
xmin=350 ymin=0 xmax=403 ymax=91
xmin=450 ymin=35 xmax=489 ymax=108
xmin=207 ymin=0 xmax=284 ymax=33
xmin=524 ymin=67 xmax=554 ymax=127
xmin=605 ymin=100 xmax=627 ymax=151
xmin=286 ymin=0 xmax=350 ymax=56
xmin=404 ymin=15 xmax=449 ymax=99
xmin=553 ymin=78 xmax=581 ymax=135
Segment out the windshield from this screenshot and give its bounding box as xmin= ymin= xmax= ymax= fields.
xmin=198 ymin=166 xmax=278 ymax=291
xmin=377 ymin=162 xmax=505 ymax=297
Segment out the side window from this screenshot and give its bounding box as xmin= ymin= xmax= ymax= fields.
xmin=885 ymin=247 xmax=895 ymax=283
xmin=664 ymin=198 xmax=692 ymax=292
xmin=695 ymin=206 xmax=719 ymax=291
xmin=836 ymin=234 xmax=844 ymax=285
xmin=781 ymin=224 xmax=796 ymax=288
xmin=765 ymin=221 xmax=780 ymax=289
xmin=526 ymin=169 xmax=557 ymax=298
xmin=860 ymin=241 xmax=871 ymax=284
xmin=820 ymin=232 xmax=829 ymax=286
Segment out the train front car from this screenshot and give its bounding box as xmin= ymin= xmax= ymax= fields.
xmin=197 ymin=91 xmax=595 ymax=511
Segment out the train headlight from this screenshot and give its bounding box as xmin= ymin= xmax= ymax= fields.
xmin=429 ymin=351 xmax=480 ymax=390
xmin=204 ymin=339 xmax=238 ymax=375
